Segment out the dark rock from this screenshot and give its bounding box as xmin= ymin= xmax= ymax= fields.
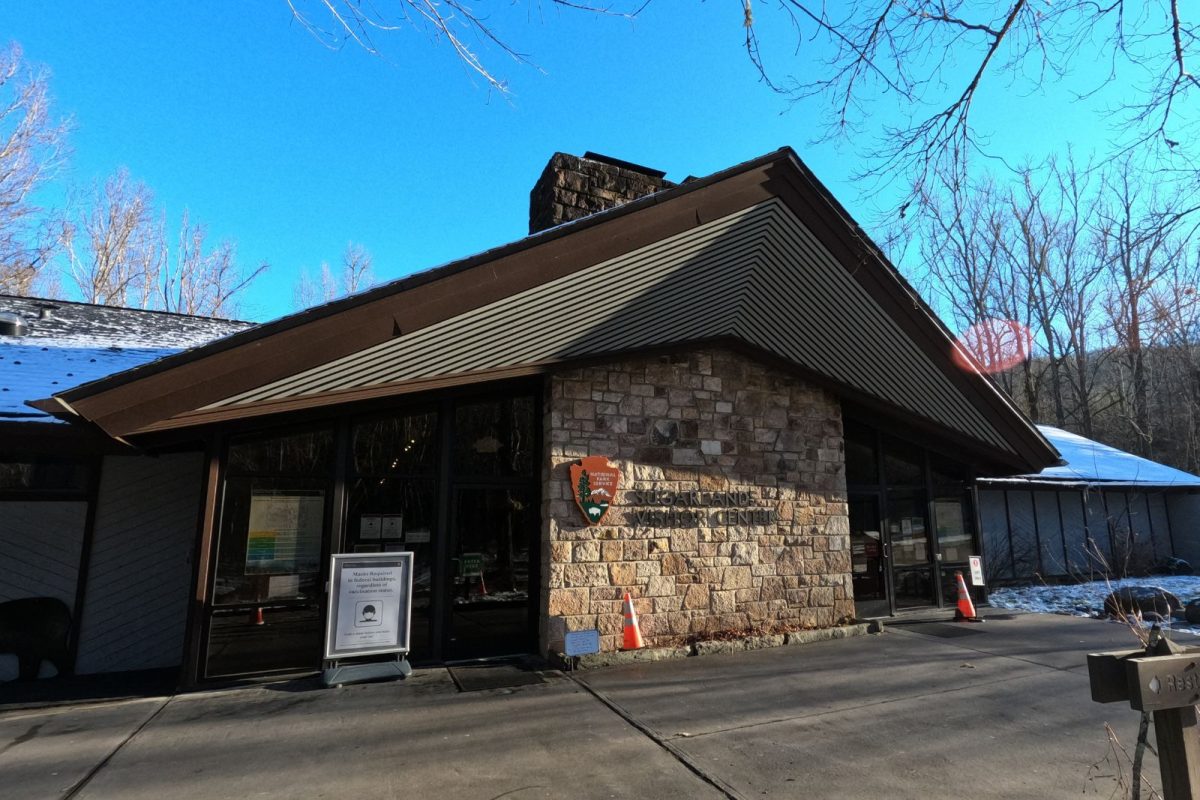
xmin=650 ymin=419 xmax=679 ymax=446
xmin=1185 ymin=599 xmax=1200 ymax=625
xmin=1152 ymin=557 xmax=1193 ymax=576
xmin=1103 ymin=586 xmax=1182 ymax=619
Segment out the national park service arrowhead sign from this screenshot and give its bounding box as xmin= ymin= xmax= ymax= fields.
xmin=570 ymin=456 xmax=620 ymax=526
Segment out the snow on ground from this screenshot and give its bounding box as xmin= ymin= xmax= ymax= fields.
xmin=990 ymin=576 xmax=1200 ymax=636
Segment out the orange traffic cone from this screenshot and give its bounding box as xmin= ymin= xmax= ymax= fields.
xmin=622 ymin=592 xmax=645 ymax=650
xmin=953 ymin=571 xmax=982 ymax=622
xmin=251 ymin=607 xmax=265 ymax=626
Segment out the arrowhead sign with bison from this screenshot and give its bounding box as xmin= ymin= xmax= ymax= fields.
xmin=570 ymin=456 xmax=620 ymax=526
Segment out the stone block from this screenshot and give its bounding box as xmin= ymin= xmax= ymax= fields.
xmin=609 ymin=562 xmax=636 ymax=587
xmin=562 ymin=563 xmax=610 ymax=587
xmin=683 ymin=584 xmax=710 ymax=610
xmin=573 ymin=541 xmax=600 ymax=562
xmin=647 ymin=575 xmax=676 ymax=597
xmin=548 ymin=588 xmax=590 ymax=616
xmin=670 ymin=529 xmax=699 ymax=553
xmin=636 ymin=560 xmax=662 ymax=578
xmin=600 ymin=540 xmax=623 ymax=562
xmin=550 ymin=542 xmax=572 ymax=563
xmin=721 ymin=566 xmax=753 ymax=589
xmin=660 ymin=553 xmax=690 ymax=575
xmin=712 ymin=590 xmax=737 ymax=614
xmin=730 ymin=541 xmax=756 ymax=566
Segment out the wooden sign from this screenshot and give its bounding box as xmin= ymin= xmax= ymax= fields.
xmin=1128 ymin=653 xmax=1200 ymax=712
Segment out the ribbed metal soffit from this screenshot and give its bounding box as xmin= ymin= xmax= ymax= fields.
xmin=206 ymin=199 xmax=1013 ymax=455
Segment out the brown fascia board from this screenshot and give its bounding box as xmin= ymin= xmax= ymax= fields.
xmin=760 ymin=157 xmax=1058 ymax=472
xmin=134 ymin=336 xmax=1034 ymax=473
xmin=52 ymin=150 xmax=789 ymax=438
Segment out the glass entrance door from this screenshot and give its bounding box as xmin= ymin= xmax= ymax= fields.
xmin=444 ymin=486 xmax=537 ymax=660
xmin=849 ymin=495 xmax=889 ymax=617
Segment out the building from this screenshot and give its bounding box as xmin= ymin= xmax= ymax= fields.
xmin=0 ymin=297 xmax=249 ymax=679
xmin=977 ymin=425 xmax=1200 ymax=583
xmin=3 ymin=148 xmax=1070 ymax=686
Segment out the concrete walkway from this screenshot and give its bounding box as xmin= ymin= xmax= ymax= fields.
xmin=0 ymin=612 xmax=1182 ymax=799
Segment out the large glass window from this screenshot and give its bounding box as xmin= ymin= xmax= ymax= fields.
xmin=206 ymin=428 xmax=334 ymax=678
xmin=346 ymin=411 xmax=439 ymax=661
xmin=843 ymin=421 xmax=878 ymax=486
xmin=204 ymin=388 xmax=541 ymax=679
xmin=454 ymin=396 xmax=535 ymax=478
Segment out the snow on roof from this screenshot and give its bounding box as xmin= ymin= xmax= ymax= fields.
xmin=983 ymin=425 xmax=1200 ymax=488
xmin=0 ymin=295 xmax=253 ymax=423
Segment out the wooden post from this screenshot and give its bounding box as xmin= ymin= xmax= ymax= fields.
xmin=1155 ymin=706 xmax=1200 ymax=800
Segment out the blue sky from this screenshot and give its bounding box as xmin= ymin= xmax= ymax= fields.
xmin=0 ymin=3 xmax=1129 ymax=322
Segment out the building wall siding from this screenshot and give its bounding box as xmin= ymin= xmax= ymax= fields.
xmin=74 ymin=452 xmax=202 ymax=675
xmin=0 ymin=500 xmax=88 ymax=609
xmin=541 ymin=347 xmax=853 ymax=655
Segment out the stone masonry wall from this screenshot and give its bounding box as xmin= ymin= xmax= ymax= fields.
xmin=541 ymin=348 xmax=854 ymax=655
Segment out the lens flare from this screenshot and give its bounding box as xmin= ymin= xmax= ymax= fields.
xmin=952 ymin=318 xmax=1034 ymax=374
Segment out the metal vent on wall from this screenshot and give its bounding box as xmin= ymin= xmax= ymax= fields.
xmin=0 ymin=311 xmax=27 ymax=336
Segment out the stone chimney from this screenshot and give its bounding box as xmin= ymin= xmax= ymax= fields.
xmin=529 ymin=151 xmax=675 ymax=235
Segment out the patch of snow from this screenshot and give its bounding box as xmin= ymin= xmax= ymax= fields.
xmin=0 ymin=343 xmax=185 ymax=421
xmin=990 ymin=576 xmax=1200 ymax=636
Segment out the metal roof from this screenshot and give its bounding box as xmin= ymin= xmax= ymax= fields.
xmin=204 ymin=199 xmax=1014 ymax=455
xmin=980 ymin=425 xmax=1200 ymax=488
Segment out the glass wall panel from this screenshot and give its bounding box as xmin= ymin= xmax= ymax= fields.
xmin=347 ymin=410 xmax=441 ymax=662
xmin=446 ymin=486 xmax=537 ymax=659
xmin=887 ymin=488 xmax=929 ymax=567
xmin=353 ymin=412 xmax=439 ymax=475
xmin=213 ymin=478 xmax=328 ymax=605
xmin=893 ymin=568 xmax=934 ymax=608
xmin=933 ymin=493 xmax=973 ymax=564
xmin=0 ymin=459 xmax=90 ymax=493
xmin=939 ymin=567 xmax=983 ymax=610
xmin=883 ymin=438 xmax=924 ymax=486
xmin=843 ymin=421 xmax=878 ymax=486
xmin=453 ymin=397 xmax=535 ymax=478
xmin=206 ymin=427 xmax=334 ymax=678
xmin=227 ymin=429 xmax=333 ymax=477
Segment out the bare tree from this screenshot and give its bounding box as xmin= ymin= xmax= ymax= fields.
xmin=292 ymin=241 xmax=375 ymax=309
xmin=161 ymin=210 xmax=268 ymax=318
xmin=287 ymin=3 xmax=1200 ymax=194
xmin=340 ymin=241 xmax=373 ymax=294
xmin=62 ymin=168 xmax=164 ymax=307
xmin=61 ymin=167 xmax=265 ymax=317
xmin=0 ymin=42 xmax=69 ymax=295
xmin=1093 ymin=161 xmax=1189 ymax=457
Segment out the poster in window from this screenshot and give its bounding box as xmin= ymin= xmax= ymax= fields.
xmin=245 ymin=492 xmax=325 ymax=575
